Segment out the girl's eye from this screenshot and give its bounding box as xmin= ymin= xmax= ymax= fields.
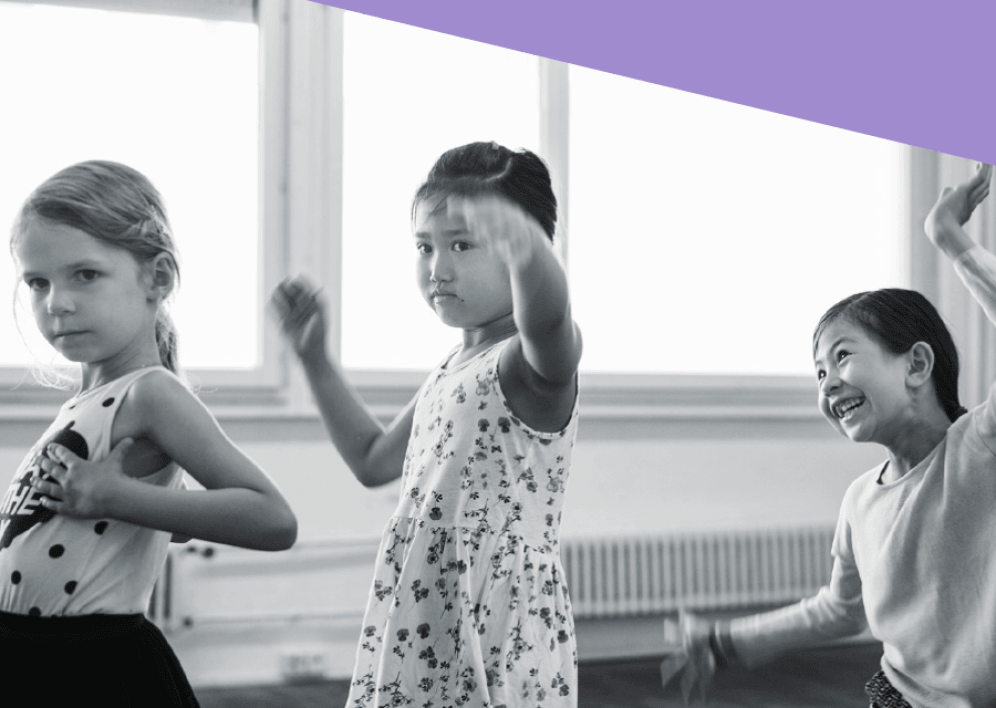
xmin=416 ymin=243 xmax=431 ymax=255
xmin=26 ymin=278 xmax=49 ymax=291
xmin=77 ymin=270 xmax=99 ymax=282
xmin=837 ymin=350 xmax=850 ymax=362
xmin=452 ymin=241 xmax=470 ymax=252
xmin=815 ymin=370 xmax=825 ymax=381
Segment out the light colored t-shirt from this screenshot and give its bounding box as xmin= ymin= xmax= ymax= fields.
xmin=0 ymin=367 xmax=183 ymax=617
xmin=730 ymin=246 xmax=996 ymax=708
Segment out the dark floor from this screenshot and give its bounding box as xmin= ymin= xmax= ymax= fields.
xmin=196 ymin=642 xmax=883 ymax=708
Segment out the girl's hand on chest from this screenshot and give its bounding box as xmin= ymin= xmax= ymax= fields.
xmin=31 ymin=437 xmax=135 ymax=519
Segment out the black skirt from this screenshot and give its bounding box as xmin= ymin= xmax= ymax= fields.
xmin=0 ymin=610 xmax=200 ymax=707
xmin=865 ymin=669 xmax=913 ymax=708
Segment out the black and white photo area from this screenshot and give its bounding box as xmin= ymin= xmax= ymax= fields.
xmin=2 ymin=0 xmax=991 ymax=694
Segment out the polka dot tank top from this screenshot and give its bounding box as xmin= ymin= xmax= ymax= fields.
xmin=0 ymin=367 xmax=183 ymax=617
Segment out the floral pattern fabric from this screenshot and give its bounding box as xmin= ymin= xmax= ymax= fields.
xmin=348 ymin=340 xmax=579 ymax=708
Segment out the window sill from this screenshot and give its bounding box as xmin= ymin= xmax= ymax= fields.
xmin=0 ymin=369 xmax=826 ymax=448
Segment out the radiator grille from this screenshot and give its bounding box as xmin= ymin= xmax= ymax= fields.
xmin=147 ymin=527 xmax=836 ymax=627
xmin=561 ymin=526 xmax=835 ymax=618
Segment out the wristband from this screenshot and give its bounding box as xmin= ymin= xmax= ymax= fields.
xmin=709 ymin=621 xmax=738 ymax=669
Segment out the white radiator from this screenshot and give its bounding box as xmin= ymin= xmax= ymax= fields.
xmin=147 ymin=526 xmax=836 ymax=628
xmin=562 ymin=526 xmax=836 ymax=618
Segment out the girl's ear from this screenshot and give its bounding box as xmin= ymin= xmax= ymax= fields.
xmin=146 ymin=253 xmax=177 ymax=302
xmin=906 ymin=341 xmax=935 ymax=387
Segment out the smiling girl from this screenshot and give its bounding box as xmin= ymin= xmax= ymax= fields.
xmin=272 ymin=142 xmax=583 ymax=707
xmin=663 ymin=163 xmax=996 ymax=708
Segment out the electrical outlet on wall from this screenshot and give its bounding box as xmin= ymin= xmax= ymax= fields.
xmin=279 ymin=648 xmax=330 ymax=682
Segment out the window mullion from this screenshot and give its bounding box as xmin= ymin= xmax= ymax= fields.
xmin=281 ymin=0 xmax=343 ymax=414
xmin=539 ymin=58 xmax=570 ymax=267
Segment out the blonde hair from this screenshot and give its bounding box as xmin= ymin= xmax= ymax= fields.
xmin=11 ymin=160 xmax=183 ymax=383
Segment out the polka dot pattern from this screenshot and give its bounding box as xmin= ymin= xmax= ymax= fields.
xmin=0 ymin=367 xmax=182 ymax=618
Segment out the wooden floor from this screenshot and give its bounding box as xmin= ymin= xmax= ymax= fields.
xmin=196 ymin=642 xmax=882 ymax=708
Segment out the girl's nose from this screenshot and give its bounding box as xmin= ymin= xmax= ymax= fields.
xmin=430 ymin=252 xmax=452 ymax=282
xmin=46 ymin=287 xmax=74 ymax=315
xmin=820 ymin=369 xmax=840 ymax=396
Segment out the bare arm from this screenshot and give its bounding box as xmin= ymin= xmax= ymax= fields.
xmin=36 ymin=371 xmax=298 ymax=551
xmin=454 ymin=197 xmax=582 ymax=432
xmin=458 ymin=197 xmax=582 ymax=385
xmin=270 ymin=277 xmax=414 ymax=487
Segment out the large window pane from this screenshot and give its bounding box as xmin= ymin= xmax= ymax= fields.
xmin=0 ymin=2 xmax=258 ymax=370
xmin=342 ymin=13 xmax=540 ymax=371
xmin=570 ymin=66 xmax=906 ymax=375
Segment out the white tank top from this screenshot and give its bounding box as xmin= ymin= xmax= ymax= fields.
xmin=0 ymin=367 xmax=183 ymax=616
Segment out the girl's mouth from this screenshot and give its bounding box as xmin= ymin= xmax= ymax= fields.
xmin=833 ymin=397 xmax=866 ymax=421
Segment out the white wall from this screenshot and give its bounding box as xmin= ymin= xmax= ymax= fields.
xmin=228 ymin=427 xmax=881 ymax=544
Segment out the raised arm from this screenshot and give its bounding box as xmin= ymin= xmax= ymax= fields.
xmin=458 ymin=196 xmax=582 ymax=385
xmin=452 ymin=196 xmax=582 ymax=432
xmin=926 ymin=164 xmax=996 ymax=323
xmin=270 ymin=276 xmax=414 ymax=487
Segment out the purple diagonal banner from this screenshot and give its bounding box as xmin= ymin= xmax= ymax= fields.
xmin=311 ymin=0 xmax=995 ymax=164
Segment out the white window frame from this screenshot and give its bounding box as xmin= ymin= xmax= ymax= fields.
xmin=1 ymin=2 xmax=969 ymax=438
xmin=0 ymin=0 xmax=286 ymax=412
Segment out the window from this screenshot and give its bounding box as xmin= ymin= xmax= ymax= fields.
xmin=340 ymin=12 xmax=540 ymax=371
xmin=0 ymin=3 xmax=915 ymax=419
xmin=568 ymin=66 xmax=907 ymax=376
xmin=0 ymin=0 xmax=265 ymax=387
xmin=334 ymin=17 xmax=907 ymax=382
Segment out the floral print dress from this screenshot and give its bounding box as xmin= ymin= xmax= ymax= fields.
xmin=348 ymin=340 xmax=579 ymax=708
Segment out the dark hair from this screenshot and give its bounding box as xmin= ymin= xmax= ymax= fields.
xmin=813 ymin=289 xmax=967 ymax=422
xmin=11 ymin=160 xmax=183 ymax=378
xmin=411 ymin=142 xmax=558 ymax=241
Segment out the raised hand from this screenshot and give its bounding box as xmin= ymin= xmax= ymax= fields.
xmin=270 ymin=275 xmax=329 ymax=363
xmin=32 ymin=437 xmax=135 ymax=519
xmin=925 ymin=162 xmax=992 ymax=258
xmin=448 ymin=194 xmax=550 ymax=271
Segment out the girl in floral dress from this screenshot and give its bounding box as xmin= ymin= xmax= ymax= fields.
xmin=272 ymin=142 xmax=583 ymax=707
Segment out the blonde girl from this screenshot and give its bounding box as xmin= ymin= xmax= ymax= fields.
xmin=0 ymin=161 xmax=297 ymax=706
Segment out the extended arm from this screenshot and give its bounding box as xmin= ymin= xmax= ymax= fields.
xmin=458 ymin=197 xmax=582 ymax=386
xmin=271 ymin=277 xmax=414 ymax=487
xmin=725 ymin=579 xmax=867 ymax=668
xmin=926 ymin=164 xmax=996 ymax=323
xmin=663 ymin=507 xmax=866 ymax=705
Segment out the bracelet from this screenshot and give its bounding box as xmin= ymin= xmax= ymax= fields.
xmin=708 ymin=621 xmax=738 ymax=669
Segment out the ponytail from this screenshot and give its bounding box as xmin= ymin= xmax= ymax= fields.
xmin=12 ymin=160 xmax=187 ymax=388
